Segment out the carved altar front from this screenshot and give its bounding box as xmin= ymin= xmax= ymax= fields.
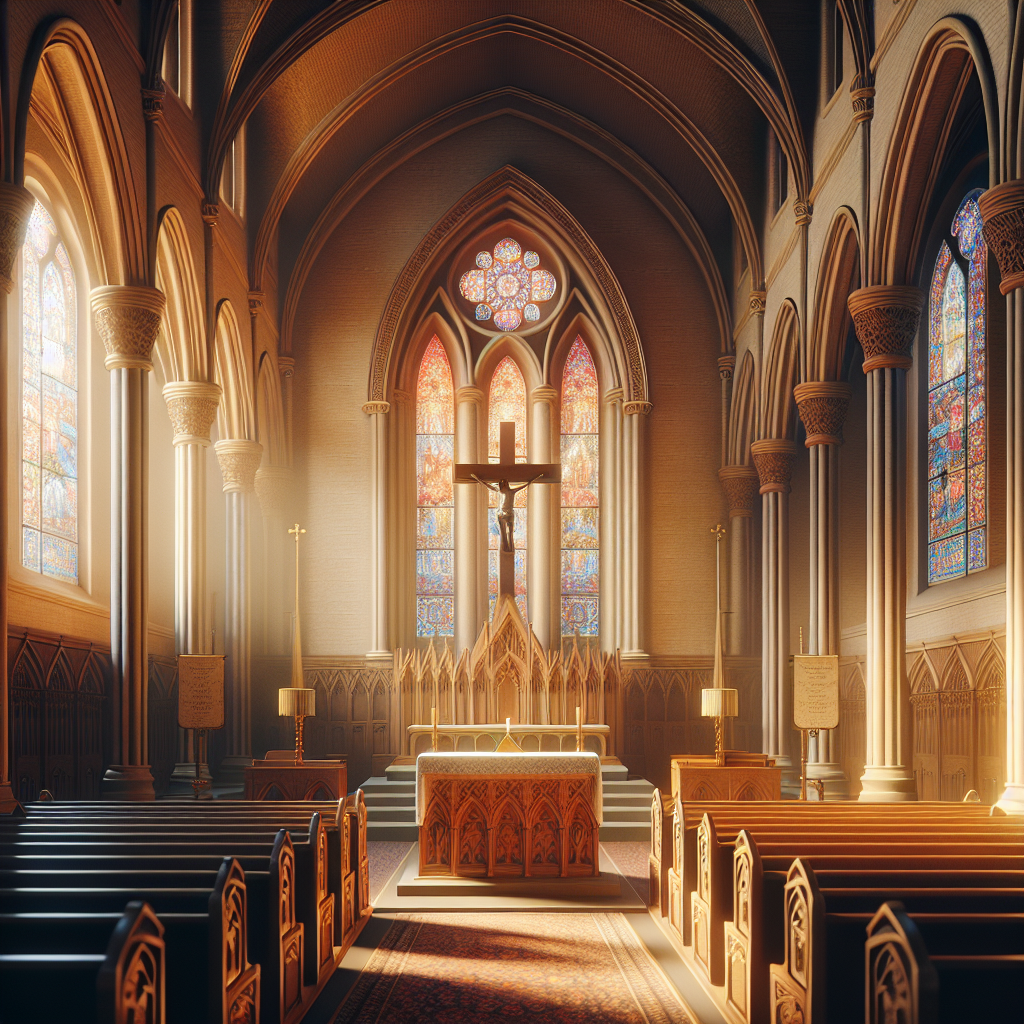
xmin=415 ymin=751 xmax=602 ymax=879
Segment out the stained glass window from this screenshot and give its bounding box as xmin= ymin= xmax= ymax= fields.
xmin=927 ymin=189 xmax=986 ymax=583
xmin=459 ymin=237 xmax=557 ymax=332
xmin=488 ymin=356 xmax=528 ymax=620
xmin=560 ymin=337 xmax=599 ymax=636
xmin=22 ymin=200 xmax=78 ymax=584
xmin=415 ymin=336 xmax=454 ymax=636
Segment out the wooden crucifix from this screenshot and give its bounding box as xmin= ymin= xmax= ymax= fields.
xmin=455 ymin=421 xmax=560 ymax=598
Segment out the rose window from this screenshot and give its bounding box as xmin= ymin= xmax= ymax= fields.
xmin=458 ymin=237 xmax=557 ymax=332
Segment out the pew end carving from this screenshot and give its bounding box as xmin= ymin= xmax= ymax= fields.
xmin=267 ymin=830 xmax=304 ymax=1024
xmin=690 ymin=812 xmax=730 ymax=984
xmin=649 ymin=789 xmax=674 ymax=915
xmin=865 ymin=902 xmax=939 ymax=1024
xmin=210 ymin=858 xmax=260 ymax=1024
xmin=768 ymin=858 xmax=825 ymax=1024
xmin=723 ymin=830 xmax=766 ymax=1024
xmin=96 ymin=901 xmax=166 ymax=1024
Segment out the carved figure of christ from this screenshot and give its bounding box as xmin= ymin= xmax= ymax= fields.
xmin=455 ymin=421 xmax=560 ymax=598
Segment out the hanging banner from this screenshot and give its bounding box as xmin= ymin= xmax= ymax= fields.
xmin=177 ymin=655 xmax=226 ymax=730
xmin=793 ymin=655 xmax=840 ymax=730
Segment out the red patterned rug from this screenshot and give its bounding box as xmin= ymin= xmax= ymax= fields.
xmin=331 ymin=912 xmax=692 ymax=1024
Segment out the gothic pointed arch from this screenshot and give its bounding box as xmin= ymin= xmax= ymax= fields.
xmin=727 ymin=351 xmax=757 ymax=466
xmin=255 ymin=352 xmax=286 ymax=466
xmin=154 ymin=207 xmax=206 ymax=383
xmin=761 ymin=301 xmax=800 ymax=441
xmin=214 ymin=300 xmax=255 ymax=441
xmin=809 ymin=208 xmax=861 ymax=382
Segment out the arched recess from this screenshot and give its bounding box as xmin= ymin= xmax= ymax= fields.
xmin=545 ymin=306 xmax=616 ymax=396
xmin=214 ymin=301 xmax=256 ymax=441
xmin=727 ymin=351 xmax=757 ymax=466
xmin=871 ymin=19 xmax=998 ymax=286
xmin=809 ymin=209 xmax=860 ymax=383
xmin=367 ymin=166 xmax=647 ymax=405
xmin=761 ymin=302 xmax=800 ymax=441
xmin=255 ymin=353 xmax=286 ymax=466
xmin=15 ymin=18 xmax=144 ymax=285
xmin=475 ymin=336 xmax=544 ymax=401
xmin=154 ymin=207 xmax=205 ymax=383
xmin=393 ymin=309 xmax=471 ymax=400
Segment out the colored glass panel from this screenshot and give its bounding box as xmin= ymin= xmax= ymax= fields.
xmin=560 ymin=337 xmax=599 ymax=636
xmin=458 ymin=237 xmax=557 ymax=332
xmin=21 ymin=200 xmax=77 ymax=583
xmin=415 ymin=336 xmax=454 ymax=636
xmin=926 ymin=190 xmax=987 ymax=582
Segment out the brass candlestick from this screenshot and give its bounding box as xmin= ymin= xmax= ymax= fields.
xmin=701 ymin=524 xmax=738 ymax=765
xmin=279 ymin=687 xmax=316 ymax=764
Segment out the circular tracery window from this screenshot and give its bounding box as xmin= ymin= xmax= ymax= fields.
xmin=458 ymin=236 xmax=557 ymax=332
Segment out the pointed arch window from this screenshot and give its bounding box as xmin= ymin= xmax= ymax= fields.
xmin=21 ymin=200 xmax=78 ymax=584
xmin=488 ymin=356 xmax=528 ymax=620
xmin=560 ymin=337 xmax=599 ymax=636
xmin=415 ymin=336 xmax=454 ymax=636
xmin=927 ymin=189 xmax=987 ymax=583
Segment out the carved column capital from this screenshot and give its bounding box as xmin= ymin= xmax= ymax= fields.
xmin=0 ymin=183 xmax=35 ymax=294
xmin=718 ymin=464 xmax=760 ymax=517
xmin=278 ymin=356 xmax=295 ymax=379
xmin=254 ymin=466 xmax=293 ymax=519
xmin=793 ymin=380 xmax=853 ymax=447
xmin=751 ymin=439 xmax=798 ymax=494
xmin=604 ymin=387 xmax=624 ymax=405
xmin=362 ymin=401 xmax=391 ymax=416
xmin=91 ymin=285 xmax=166 ymax=371
xmin=623 ymin=401 xmax=653 ymax=416
xmin=531 ymin=385 xmax=558 ymax=405
xmin=749 ymin=291 xmax=767 ymax=316
xmin=979 ymin=180 xmax=1024 ymax=295
xmin=214 ymin=439 xmax=263 ymax=493
xmin=162 ymin=381 xmax=222 ymax=446
xmin=718 ymin=355 xmax=736 ymax=381
xmin=847 ymin=285 xmax=924 ymax=373
xmin=201 ymin=200 xmax=219 ymax=226
xmin=851 ymin=72 xmax=875 ymax=124
xmin=141 ymin=87 xmax=164 ymax=122
xmin=456 ymin=386 xmax=485 ymax=406
xmin=793 ymin=199 xmax=813 ymax=226
xmin=248 ymin=290 xmax=264 ymax=316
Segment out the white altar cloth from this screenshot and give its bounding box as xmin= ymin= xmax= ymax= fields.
xmin=414 ymin=751 xmax=603 ymax=824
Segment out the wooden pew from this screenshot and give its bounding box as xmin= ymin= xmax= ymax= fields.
xmin=0 ymin=900 xmax=167 ymax=1024
xmin=649 ymin=789 xmax=673 ymax=916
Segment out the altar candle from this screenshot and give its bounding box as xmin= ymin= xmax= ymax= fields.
xmin=431 ymin=707 xmax=437 ymax=727
xmin=505 ymin=717 xmax=510 ymax=733
xmin=576 ymin=706 xmax=581 ymax=727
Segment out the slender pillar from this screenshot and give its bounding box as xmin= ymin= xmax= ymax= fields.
xmin=621 ymin=400 xmax=652 ymax=660
xmin=0 ymin=184 xmax=34 ymax=812
xmin=848 ymin=285 xmax=924 ymax=801
xmin=530 ymin=386 xmax=558 ymax=649
xmin=163 ymin=381 xmax=221 ymax=788
xmin=751 ymin=439 xmax=799 ymax=794
xmin=794 ymin=381 xmax=853 ymax=798
xmin=254 ymin=466 xmax=293 ymax=656
xmin=215 ymin=439 xmax=263 ymax=783
xmin=278 ymin=357 xmax=295 ymax=467
xmin=93 ymin=285 xmax=166 ymax=799
xmin=601 ymin=388 xmax=624 ymax=653
xmin=363 ymin=402 xmax=391 ymax=659
xmin=718 ymin=356 xmax=735 ymax=468
xmin=455 ymin=387 xmax=484 ymax=652
xmin=718 ymin=465 xmax=760 ymax=656
xmin=979 ymin=182 xmax=1024 ymax=813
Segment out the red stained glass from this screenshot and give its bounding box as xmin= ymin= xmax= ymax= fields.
xmin=488 ymin=357 xmax=527 ymax=458
xmin=459 ymin=237 xmax=557 ymax=331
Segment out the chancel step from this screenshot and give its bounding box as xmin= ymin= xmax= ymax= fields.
xmin=360 ymin=761 xmax=654 ymax=842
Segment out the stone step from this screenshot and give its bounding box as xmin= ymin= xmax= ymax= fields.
xmin=602 ymin=807 xmax=652 ymax=822
xmin=602 ymin=794 xmax=652 ymax=806
xmin=598 ymin=821 xmax=651 ymax=842
xmin=367 ymin=821 xmax=418 ymax=841
xmin=363 ymin=793 xmax=416 ymax=807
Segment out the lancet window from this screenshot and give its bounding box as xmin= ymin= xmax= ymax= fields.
xmin=488 ymin=356 xmax=528 ymax=620
xmin=560 ymin=337 xmax=599 ymax=635
xmin=415 ymin=336 xmax=455 ymax=636
xmin=21 ymin=199 xmax=78 ymax=584
xmin=927 ymin=188 xmax=987 ymax=583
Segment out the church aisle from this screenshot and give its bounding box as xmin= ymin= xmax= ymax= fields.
xmin=327 ymin=912 xmax=692 ymax=1024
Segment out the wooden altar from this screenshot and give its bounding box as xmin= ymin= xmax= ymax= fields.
xmin=415 ymin=751 xmax=602 ymax=878
xmin=670 ymin=751 xmax=781 ymax=802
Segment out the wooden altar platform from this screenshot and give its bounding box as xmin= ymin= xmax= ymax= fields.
xmin=416 ymin=751 xmax=602 ymax=878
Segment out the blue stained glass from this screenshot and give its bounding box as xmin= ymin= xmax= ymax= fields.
xmin=968 ymin=529 xmax=986 ymax=571
xmin=23 ymin=528 xmax=40 ymax=573
xmin=42 ymin=471 xmax=77 ymax=540
xmin=417 ymin=507 xmax=453 ymax=549
xmin=561 ymin=597 xmax=599 ymax=637
xmin=416 ymin=597 xmax=453 ymax=637
xmin=928 ymin=377 xmax=965 ymax=479
xmin=928 ymin=470 xmax=965 ymax=542
xmin=561 ymin=550 xmax=599 ymax=594
xmin=561 ymin=508 xmax=599 ymax=548
xmin=417 ymin=550 xmax=453 ymax=596
xmin=929 ymin=535 xmax=966 ymax=583
xmin=41 ymin=533 xmax=77 ymax=583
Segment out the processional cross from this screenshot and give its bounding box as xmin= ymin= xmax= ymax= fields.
xmin=454 ymin=421 xmax=560 ymax=600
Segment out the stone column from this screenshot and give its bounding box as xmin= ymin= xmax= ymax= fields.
xmin=847 ymin=285 xmax=924 ymax=801
xmin=979 ymin=182 xmax=1024 ymax=813
xmin=163 ymin=380 xmax=220 ymax=789
xmin=717 ymin=465 xmax=760 ymax=656
xmin=601 ymin=388 xmax=623 ymax=652
xmin=363 ymin=402 xmax=391 ymax=659
xmin=0 ymin=184 xmax=34 ymax=812
xmin=455 ymin=387 xmax=484 ymax=652
xmin=718 ymin=356 xmax=735 ymax=468
xmin=794 ymin=381 xmax=853 ymax=798
xmin=254 ymin=466 xmax=293 ymax=656
xmin=92 ymin=284 xmax=166 ymax=799
xmin=620 ymin=400 xmax=652 ymax=660
xmin=751 ymin=438 xmax=798 ymax=794
xmin=530 ymin=386 xmax=558 ymax=649
xmin=215 ymin=439 xmax=263 ymax=783
xmin=278 ymin=356 xmax=295 ymax=466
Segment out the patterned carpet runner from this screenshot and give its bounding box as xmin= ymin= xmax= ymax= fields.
xmin=332 ymin=912 xmax=691 ymax=1024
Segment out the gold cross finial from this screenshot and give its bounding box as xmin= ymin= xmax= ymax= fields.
xmin=711 ymin=523 xmax=726 ymax=542
xmin=289 ymin=523 xmax=306 ymax=540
